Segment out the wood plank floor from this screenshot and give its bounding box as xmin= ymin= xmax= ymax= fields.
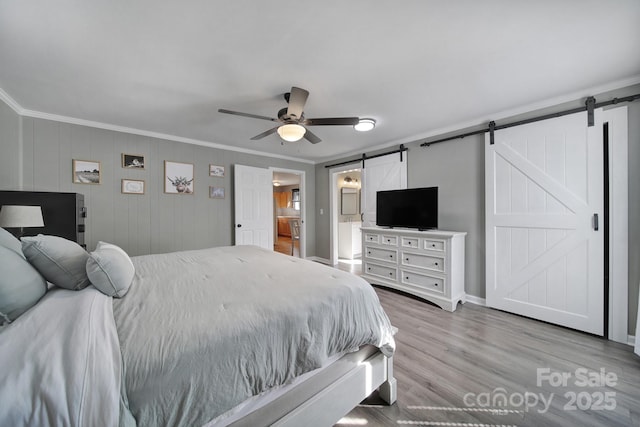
xmin=274 ymin=235 xmax=299 ymax=257
xmin=335 ymin=262 xmax=640 ymax=427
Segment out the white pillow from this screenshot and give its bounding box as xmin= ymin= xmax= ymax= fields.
xmin=0 ymin=227 xmax=25 ymax=259
xmin=21 ymin=235 xmax=90 ymax=290
xmin=86 ymin=242 xmax=135 ymax=298
xmin=0 ymin=246 xmax=47 ymax=324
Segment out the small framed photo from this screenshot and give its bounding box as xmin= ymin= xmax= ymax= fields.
xmin=165 ymin=161 xmax=194 ymax=194
xmin=209 ymin=164 xmax=225 ymax=177
xmin=209 ymin=186 xmax=225 ymax=199
xmin=122 ymin=153 xmax=145 ymax=169
xmin=121 ymin=179 xmax=145 ymax=194
xmin=73 ymin=159 xmax=101 ymax=184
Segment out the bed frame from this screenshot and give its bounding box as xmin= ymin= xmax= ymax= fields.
xmin=228 ymin=345 xmax=396 ymax=426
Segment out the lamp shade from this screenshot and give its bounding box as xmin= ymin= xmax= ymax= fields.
xmin=0 ymin=205 xmax=45 ymax=228
xmin=277 ymin=124 xmax=306 ymax=142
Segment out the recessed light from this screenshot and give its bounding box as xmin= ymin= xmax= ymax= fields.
xmin=354 ymin=118 xmax=376 ymax=132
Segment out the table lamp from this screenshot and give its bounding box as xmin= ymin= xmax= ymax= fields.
xmin=0 ymin=205 xmax=45 ymax=238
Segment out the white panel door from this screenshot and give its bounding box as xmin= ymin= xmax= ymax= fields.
xmin=486 ymin=110 xmax=604 ymax=335
xmin=361 ymin=154 xmax=408 ymax=227
xmin=234 ymin=164 xmax=273 ymax=250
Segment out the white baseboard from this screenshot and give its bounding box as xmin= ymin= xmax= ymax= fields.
xmin=464 ymin=297 xmax=637 ymax=348
xmin=465 ymin=294 xmax=486 ymax=306
xmin=307 ymin=256 xmax=332 ymax=265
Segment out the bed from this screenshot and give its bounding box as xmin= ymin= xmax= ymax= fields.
xmin=0 ymin=229 xmax=396 ymax=427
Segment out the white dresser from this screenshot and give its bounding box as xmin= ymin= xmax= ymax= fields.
xmin=360 ymin=227 xmax=466 ymax=311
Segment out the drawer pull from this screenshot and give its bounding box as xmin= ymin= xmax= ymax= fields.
xmin=389 ymin=272 xmax=393 ymax=276
xmin=434 ymin=262 xmax=438 ymax=266
xmin=405 ymin=258 xmax=409 ymax=261
xmin=434 ymin=283 xmax=438 ymax=287
xmin=389 ymin=254 xmax=393 ymax=258
xmin=368 ymin=251 xmax=371 ymax=255
xmin=431 ymin=244 xmax=436 ymax=247
xmin=406 ymin=276 xmax=409 ymax=280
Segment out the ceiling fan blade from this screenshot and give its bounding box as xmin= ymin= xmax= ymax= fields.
xmin=286 ymin=87 xmax=309 ymax=120
xmin=304 ymin=117 xmax=359 ymax=126
xmin=250 ymin=126 xmax=280 ymax=140
xmin=218 ymin=109 xmax=278 ymax=122
xmin=303 ymin=128 xmax=322 ymax=144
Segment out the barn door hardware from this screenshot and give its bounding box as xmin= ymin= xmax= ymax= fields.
xmin=586 ymin=96 xmax=595 ymax=127
xmin=489 ymin=121 xmax=496 ymax=145
xmin=324 ymin=144 xmax=408 ymax=169
xmin=420 ymin=93 xmax=640 ymax=148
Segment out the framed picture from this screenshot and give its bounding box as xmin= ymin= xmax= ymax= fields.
xmin=209 ymin=164 xmax=225 ymax=177
xmin=121 ymin=179 xmax=145 ymax=194
xmin=164 ymin=161 xmax=194 ymax=194
xmin=122 ymin=153 xmax=145 ymax=169
xmin=209 ymin=186 xmax=225 ymax=199
xmin=72 ymin=159 xmax=101 ymax=184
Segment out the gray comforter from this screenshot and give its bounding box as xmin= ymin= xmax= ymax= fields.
xmin=113 ymin=245 xmax=395 ymax=426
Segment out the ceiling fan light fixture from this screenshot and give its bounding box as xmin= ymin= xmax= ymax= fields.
xmin=354 ymin=118 xmax=376 ymax=132
xmin=277 ymin=124 xmax=306 ymax=142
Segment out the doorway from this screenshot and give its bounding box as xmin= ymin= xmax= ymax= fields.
xmin=329 ymin=165 xmax=362 ymax=267
xmin=329 ymin=153 xmax=408 ymax=266
xmin=271 ymin=168 xmax=305 ymax=258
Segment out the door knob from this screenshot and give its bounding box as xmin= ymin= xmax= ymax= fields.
xmin=237 ymin=224 xmax=242 ymax=228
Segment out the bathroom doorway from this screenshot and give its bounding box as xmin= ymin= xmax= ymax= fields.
xmin=329 ymin=166 xmax=362 ymax=269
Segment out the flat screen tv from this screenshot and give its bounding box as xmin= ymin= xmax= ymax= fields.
xmin=376 ymin=187 xmax=438 ymax=230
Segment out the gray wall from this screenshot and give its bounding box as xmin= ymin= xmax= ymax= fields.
xmin=0 ymin=100 xmax=21 ymax=189
xmin=316 ymin=84 xmax=640 ymax=335
xmin=1 ymin=110 xmax=315 ymax=257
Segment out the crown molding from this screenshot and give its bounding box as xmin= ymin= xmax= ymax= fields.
xmin=4 ymin=74 xmax=640 ymax=166
xmin=318 ymin=74 xmax=640 ymax=165
xmin=20 ymin=109 xmax=315 ymax=164
xmin=0 ymin=88 xmax=314 ymax=165
xmin=0 ymin=87 xmax=24 ymax=114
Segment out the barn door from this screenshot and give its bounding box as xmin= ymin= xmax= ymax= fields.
xmin=234 ymin=164 xmax=273 ymax=250
xmin=485 ymin=109 xmax=604 ymax=335
xmin=361 ymin=154 xmax=407 ymax=227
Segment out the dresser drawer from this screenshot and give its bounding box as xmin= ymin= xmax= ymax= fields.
xmin=401 ymin=237 xmax=419 ymax=248
xmin=365 ymin=262 xmax=397 ymax=281
xmin=380 ymin=235 xmax=398 ymax=246
xmin=365 ymin=246 xmax=397 ymax=263
xmin=423 ymin=239 xmax=445 ymax=252
xmin=401 ymin=251 xmax=445 ymax=272
xmin=363 ymin=233 xmax=379 ymax=244
xmin=401 ymin=270 xmax=445 ymax=294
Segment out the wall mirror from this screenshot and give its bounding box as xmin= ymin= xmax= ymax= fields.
xmin=341 ymin=187 xmax=359 ymax=215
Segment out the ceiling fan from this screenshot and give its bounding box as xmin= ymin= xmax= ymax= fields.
xmin=218 ymin=86 xmax=361 ymax=144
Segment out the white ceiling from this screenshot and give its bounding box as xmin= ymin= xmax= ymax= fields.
xmin=1 ymin=0 xmax=639 ymax=163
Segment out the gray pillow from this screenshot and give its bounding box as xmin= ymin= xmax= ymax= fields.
xmin=0 ymin=227 xmax=24 ymax=259
xmin=0 ymin=245 xmax=47 ymax=324
xmin=21 ymin=235 xmax=90 ymax=290
xmin=86 ymin=241 xmax=134 ymax=298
